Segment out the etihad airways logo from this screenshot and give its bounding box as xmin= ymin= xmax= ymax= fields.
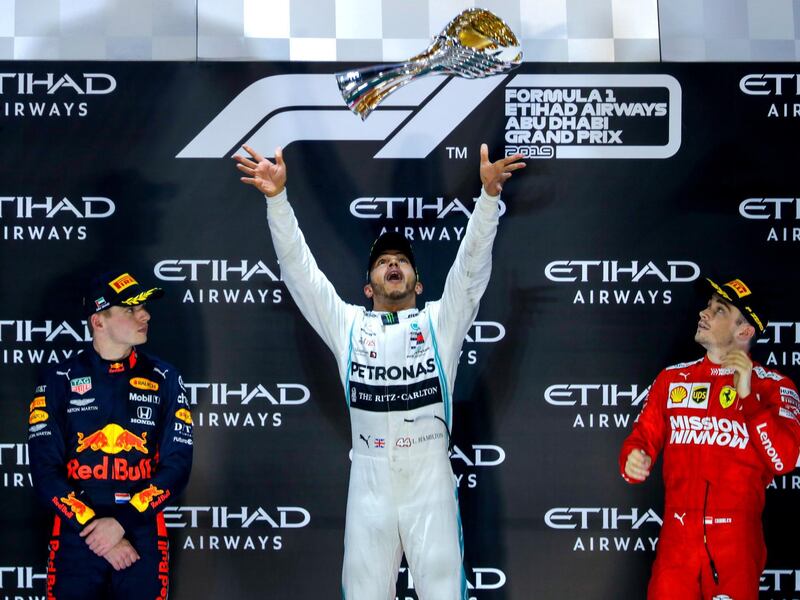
xmin=350 ymin=196 xmax=507 ymax=219
xmin=154 ymin=259 xmax=284 ymax=305
xmin=398 ymin=566 xmax=506 ymax=593
xmin=0 ymin=73 xmax=116 ymax=95
xmin=163 ymin=504 xmax=311 ymax=553
xmin=1 ymin=72 xmax=116 ymax=118
xmin=352 ymin=196 xmax=508 ymax=243
xmin=545 ymin=506 xmax=662 ymax=553
xmin=760 ymin=569 xmax=800 ymax=592
xmin=0 ymin=196 xmax=115 ymax=242
xmin=182 ymin=382 xmax=310 ymax=429
xmin=0 ymin=442 xmax=31 ymax=488
xmin=545 ymin=384 xmax=649 ymax=430
xmin=0 ymin=566 xmax=47 ymax=590
xmin=0 ymin=320 xmax=89 ymax=366
xmin=544 ymin=260 xmax=700 ymax=306
xmin=739 ymin=197 xmax=800 ymax=243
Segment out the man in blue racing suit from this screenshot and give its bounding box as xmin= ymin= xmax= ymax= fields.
xmin=235 ymin=144 xmax=524 ymax=599
xmin=28 ymin=270 xmax=193 ymax=599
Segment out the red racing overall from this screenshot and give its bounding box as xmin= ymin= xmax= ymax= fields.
xmin=620 ymin=356 xmax=800 ymax=600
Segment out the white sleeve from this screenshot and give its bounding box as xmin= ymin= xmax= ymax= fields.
xmin=435 ymin=187 xmax=500 ymax=353
xmin=266 ymin=189 xmax=356 ymax=356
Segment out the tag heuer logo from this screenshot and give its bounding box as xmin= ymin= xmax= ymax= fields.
xmin=70 ymin=377 xmax=92 ymax=395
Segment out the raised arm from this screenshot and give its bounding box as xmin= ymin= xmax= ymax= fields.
xmin=235 ymin=146 xmax=355 ymax=356
xmin=436 ymin=144 xmax=524 ymax=349
xmin=740 ymin=366 xmax=800 ymax=474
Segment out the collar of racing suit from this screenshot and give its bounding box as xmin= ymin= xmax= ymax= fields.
xmin=372 ymin=308 xmax=420 ymax=326
xmin=87 ymin=345 xmax=139 ymax=374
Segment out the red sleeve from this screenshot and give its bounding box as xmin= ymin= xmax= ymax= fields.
xmin=619 ymin=371 xmax=668 ymax=483
xmin=741 ymin=368 xmax=800 ymax=474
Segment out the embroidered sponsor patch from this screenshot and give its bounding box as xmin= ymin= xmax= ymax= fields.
xmin=110 ymin=273 xmax=137 ymax=292
xmin=130 ymin=484 xmax=166 ymax=512
xmin=726 ymin=278 xmax=751 ymax=298
xmin=29 ymin=396 xmax=46 ymax=412
xmin=70 ymin=377 xmax=92 ymax=395
xmin=689 ymin=383 xmax=709 ymax=409
xmin=719 ymin=385 xmax=737 ymax=409
xmin=668 ymin=383 xmax=689 ymax=407
xmin=29 ymin=409 xmax=49 ymax=425
xmin=130 ymin=377 xmax=159 ymax=391
xmin=175 ymin=408 xmax=193 ymax=425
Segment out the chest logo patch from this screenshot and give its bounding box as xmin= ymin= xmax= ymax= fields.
xmin=70 ymin=377 xmax=92 ymax=395
xmin=689 ymin=384 xmax=709 ymax=409
xmin=130 ymin=377 xmax=159 ymax=391
xmin=719 ymin=385 xmax=737 ymax=409
xmin=668 ymin=384 xmax=689 ymax=407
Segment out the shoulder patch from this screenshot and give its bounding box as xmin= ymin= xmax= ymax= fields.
xmin=753 ymin=366 xmax=784 ymax=382
xmin=665 ymin=358 xmax=703 ymax=371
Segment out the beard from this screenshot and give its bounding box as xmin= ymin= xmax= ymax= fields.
xmin=370 ymin=275 xmax=416 ymax=302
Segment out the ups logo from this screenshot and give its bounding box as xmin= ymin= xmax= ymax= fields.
xmin=691 ymin=385 xmax=709 ymax=403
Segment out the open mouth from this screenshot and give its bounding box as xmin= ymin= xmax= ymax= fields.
xmin=386 ymin=270 xmax=403 ymax=283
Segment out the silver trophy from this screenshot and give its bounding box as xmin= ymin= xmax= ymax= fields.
xmin=335 ymin=8 xmax=522 ymax=120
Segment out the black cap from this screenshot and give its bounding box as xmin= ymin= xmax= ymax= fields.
xmin=82 ymin=271 xmax=164 ymax=316
xmin=704 ymin=277 xmax=766 ymax=334
xmin=366 ymin=232 xmax=417 ymax=280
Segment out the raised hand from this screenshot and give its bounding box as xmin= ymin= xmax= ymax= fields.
xmin=722 ymin=349 xmax=753 ymax=399
xmin=479 ymin=143 xmax=525 ymax=196
xmin=235 ymin=145 xmax=287 ymax=197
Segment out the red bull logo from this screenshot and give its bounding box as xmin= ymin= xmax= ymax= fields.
xmin=109 ymin=362 xmax=124 ymax=373
xmin=76 ymin=424 xmax=148 ymax=454
xmin=131 ymin=484 xmax=166 ymax=512
xmin=67 ymin=456 xmax=152 ymax=481
xmin=59 ymin=492 xmax=96 ymax=525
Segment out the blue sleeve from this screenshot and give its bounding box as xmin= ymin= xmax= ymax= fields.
xmin=115 ymin=367 xmax=193 ymax=531
xmin=28 ymin=369 xmax=98 ymax=531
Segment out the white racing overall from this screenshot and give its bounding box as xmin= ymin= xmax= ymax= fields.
xmin=266 ymin=187 xmax=500 ymax=600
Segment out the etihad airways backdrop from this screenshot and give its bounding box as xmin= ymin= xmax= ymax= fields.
xmin=0 ymin=62 xmax=798 ymax=600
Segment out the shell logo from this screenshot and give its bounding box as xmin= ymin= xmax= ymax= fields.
xmin=130 ymin=377 xmax=159 ymax=391
xmin=669 ymin=386 xmax=688 ymax=405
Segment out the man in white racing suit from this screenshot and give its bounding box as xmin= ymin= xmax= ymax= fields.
xmin=235 ymin=143 xmax=524 ymax=600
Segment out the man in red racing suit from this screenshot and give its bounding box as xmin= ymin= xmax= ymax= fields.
xmin=620 ymin=277 xmax=800 ymax=600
